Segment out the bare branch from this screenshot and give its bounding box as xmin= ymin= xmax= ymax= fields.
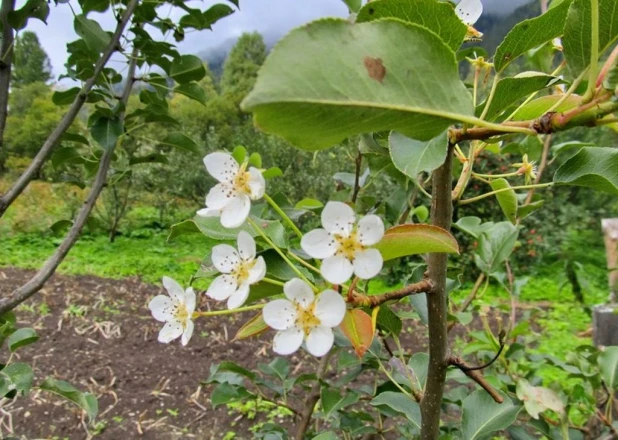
xmin=348 ymin=278 xmax=433 ymax=308
xmin=447 ymin=355 xmax=504 ymax=404
xmin=0 ymin=0 xmax=15 ymax=162
xmin=294 ymin=352 xmax=332 ymax=440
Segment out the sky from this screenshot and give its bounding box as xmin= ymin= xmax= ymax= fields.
xmin=24 ymin=0 xmax=534 ymax=80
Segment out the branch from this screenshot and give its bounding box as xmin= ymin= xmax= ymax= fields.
xmin=294 ymin=352 xmax=331 ymax=440
xmin=0 ymin=0 xmax=138 ymax=218
xmin=0 ymin=0 xmax=15 ymax=162
xmin=447 ymin=355 xmax=504 ymax=403
xmin=348 ymin=279 xmax=433 ymax=308
xmin=351 ymin=151 xmax=362 ymax=204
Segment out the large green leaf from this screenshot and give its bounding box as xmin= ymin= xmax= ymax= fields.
xmin=52 ymin=87 xmax=81 ymax=106
xmin=494 ymin=0 xmax=572 ymax=72
xmin=242 ymin=19 xmax=474 ymax=151
xmin=462 ymin=390 xmax=521 ymax=440
xmin=170 ymin=55 xmax=206 ymax=84
xmin=490 ymin=178 xmax=518 ymax=224
xmin=389 ymin=131 xmax=448 ymax=179
xmin=563 ymin=0 xmax=618 ymax=74
xmin=74 ymin=15 xmax=111 ymax=53
xmin=598 ymin=346 xmax=618 ymax=390
xmin=90 ymin=116 xmax=123 ymax=151
xmin=174 ymin=83 xmax=207 ymax=105
xmin=370 ymin=391 xmax=422 ymax=428
xmin=8 ymin=0 xmax=49 ymax=30
xmin=40 ymin=378 xmax=98 ymax=421
xmin=474 ymin=222 xmax=519 ymax=275
xmin=356 ymin=0 xmax=467 ymax=50
xmin=375 ymin=224 xmax=459 ymax=261
xmin=511 ymin=94 xmax=581 ymax=120
xmin=321 ymin=388 xmax=359 ymax=419
xmin=7 ymin=328 xmax=38 ymax=352
xmin=1 ymin=363 xmax=34 ymax=396
xmin=554 ymin=147 xmax=618 ymax=195
xmin=158 ymin=133 xmax=202 ymax=155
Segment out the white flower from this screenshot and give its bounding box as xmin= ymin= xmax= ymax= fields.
xmin=456 ymin=0 xmax=483 ymax=39
xmin=301 ymin=201 xmax=384 ymax=285
xmin=200 ymin=152 xmax=266 ymax=228
xmin=262 ymin=278 xmax=346 ymax=357
xmin=206 ymin=231 xmax=266 ymax=309
xmin=149 ymin=276 xmax=196 ymax=346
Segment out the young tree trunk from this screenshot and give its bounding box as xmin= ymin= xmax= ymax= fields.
xmin=0 ymin=0 xmax=15 ymax=171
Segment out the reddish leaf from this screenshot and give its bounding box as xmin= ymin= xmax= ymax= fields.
xmin=339 ymin=309 xmax=375 ymax=358
xmin=374 ymin=224 xmax=459 ymax=261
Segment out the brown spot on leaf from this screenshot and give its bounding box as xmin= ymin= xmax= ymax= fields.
xmin=364 ymin=56 xmax=386 ymax=83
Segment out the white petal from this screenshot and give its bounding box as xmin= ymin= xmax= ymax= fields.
xmin=237 ymin=230 xmax=256 ymax=261
xmin=301 ymin=229 xmax=337 ymax=259
xmin=162 ymin=276 xmax=185 ymax=302
xmin=220 ymin=194 xmax=251 ymax=228
xmin=314 ymin=290 xmax=346 ymax=327
xmin=184 ymin=288 xmax=196 ymax=316
xmin=353 ymin=248 xmax=383 ymax=279
xmin=456 ymin=0 xmax=483 ymax=25
xmin=196 ymin=207 xmax=221 ymax=218
xmin=181 ymin=320 xmax=194 ymax=346
xmin=211 ymin=244 xmax=240 ymax=273
xmin=273 ymin=327 xmax=304 ymax=355
xmin=227 ymin=283 xmax=250 ymax=309
xmin=206 ymin=275 xmax=237 ymax=301
xmin=263 ymin=299 xmax=297 ymax=330
xmin=357 ymin=215 xmax=385 ymax=246
xmin=247 ymin=167 xmax=266 ymax=200
xmin=203 ymin=152 xmax=238 ymax=183
xmin=149 ymin=295 xmax=173 ymax=322
xmin=306 ymin=326 xmax=335 ymax=357
xmin=247 ymin=256 xmax=266 ymax=285
xmin=321 ymin=201 xmax=356 ymax=235
xmin=321 ymin=255 xmax=354 ymax=285
xmin=284 ymin=278 xmax=315 ymax=308
xmin=206 ymin=183 xmax=237 ymax=210
xmin=158 ymin=321 xmax=183 ymax=343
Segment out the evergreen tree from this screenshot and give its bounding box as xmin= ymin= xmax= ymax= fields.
xmin=12 ymin=31 xmax=53 ymax=87
xmin=220 ymin=32 xmax=266 ymax=106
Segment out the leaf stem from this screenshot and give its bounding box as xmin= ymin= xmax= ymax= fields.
xmin=263 ymin=193 xmax=303 ymax=239
xmin=193 ymin=303 xmax=265 ymax=318
xmin=582 ymin=0 xmax=600 ymax=103
xmin=479 ymin=72 xmax=500 ymax=121
xmin=286 ymin=251 xmax=321 ymax=273
xmin=262 ymin=277 xmax=285 ymax=287
xmin=471 ymin=171 xmax=520 ymax=179
xmin=458 ymin=182 xmax=553 ymax=205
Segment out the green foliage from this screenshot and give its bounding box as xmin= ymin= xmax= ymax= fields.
xmin=220 ymin=32 xmax=266 ymax=107
xmin=12 ymin=31 xmax=53 ymax=87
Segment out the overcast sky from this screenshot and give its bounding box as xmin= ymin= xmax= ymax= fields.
xmin=24 ymin=0 xmax=534 ymax=80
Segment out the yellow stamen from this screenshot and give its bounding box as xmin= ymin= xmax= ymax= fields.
xmin=334 ymin=231 xmax=364 ymax=261
xmin=233 ymin=163 xmax=252 ymax=194
xmin=295 ymin=303 xmax=321 ymax=336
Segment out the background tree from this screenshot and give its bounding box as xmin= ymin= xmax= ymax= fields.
xmin=12 ymin=31 xmax=53 ymax=87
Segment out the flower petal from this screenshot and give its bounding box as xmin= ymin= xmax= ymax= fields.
xmin=206 ymin=183 xmax=237 ymax=210
xmin=301 ymin=228 xmax=337 ymax=259
xmin=314 ymin=290 xmax=346 ymax=327
xmin=321 ymin=201 xmax=356 ymax=235
xmin=321 ymin=255 xmax=354 ymax=285
xmin=247 ymin=167 xmax=266 ymax=200
xmin=456 ymin=0 xmax=483 ymax=25
xmin=353 ymin=248 xmax=383 ymax=279
xmin=158 ymin=321 xmax=183 ymax=344
xmin=263 ymin=299 xmax=297 ymax=330
xmin=306 ymin=326 xmax=335 ymax=357
xmin=357 ymin=214 xmax=385 ymax=246
xmin=284 ymin=278 xmax=315 ymax=308
xmin=184 ymin=287 xmax=196 ymax=316
xmin=181 ymin=320 xmax=194 ymax=346
xmin=206 ymin=275 xmax=237 ymax=301
xmin=220 ymin=194 xmax=251 ymax=228
xmin=227 ymin=283 xmax=250 ymax=309
xmin=211 ymin=244 xmax=240 ymax=273
xmin=196 ymin=207 xmax=221 ymax=218
xmin=149 ymin=295 xmax=173 ymax=322
xmin=203 ymin=152 xmax=238 ymax=183
xmin=162 ymin=276 xmax=185 ymax=302
xmin=237 ymin=230 xmax=256 ymax=261
xmin=273 ymin=327 xmax=304 ymax=355
xmin=247 ymin=256 xmax=266 ymax=285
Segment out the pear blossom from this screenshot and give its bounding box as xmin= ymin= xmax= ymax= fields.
xmin=513 ymin=154 xmax=538 ymax=185
xmin=456 ymin=0 xmax=483 ymax=40
xmin=206 ymin=231 xmax=266 ymax=309
xmin=149 ymin=276 xmax=195 ymax=346
xmin=262 ymin=278 xmax=346 ymax=357
xmin=200 ymin=152 xmax=265 ymax=228
xmin=301 ymin=201 xmax=384 ymax=285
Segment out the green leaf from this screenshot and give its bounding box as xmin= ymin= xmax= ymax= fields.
xmin=389 ymin=131 xmax=448 ymax=179
xmin=248 ymin=152 xmax=262 ymax=168
xmin=170 ymin=55 xmax=206 ymax=84
xmin=494 ymin=0 xmax=572 ymax=72
xmin=39 ymin=377 xmax=98 ymax=421
xmin=179 ymin=4 xmax=235 ymax=30
xmin=62 ymin=132 xmax=90 ymax=146
xmin=8 ymin=0 xmax=49 ymax=30
xmin=52 ymin=147 xmax=85 ymax=168
xmin=341 ymin=0 xmax=361 ymax=12
xmin=90 ymin=116 xmax=123 ymax=151
xmin=563 ymin=0 xmax=618 ymax=74
xmin=453 ymin=216 xmax=494 ymax=239
xmin=158 ymin=133 xmax=202 ymax=155
xmin=408 ymin=352 xmax=429 ymax=389
xmin=241 ymin=19 xmax=474 ymax=151
xmin=551 ymin=141 xmax=595 ymax=156
xmin=129 ymin=153 xmax=169 ymax=166
xmin=174 ymin=83 xmax=207 ymax=105
xmin=186 ymin=216 xmax=287 ymax=248
xmin=321 ymin=388 xmax=359 ymax=419
xmin=490 ymin=178 xmax=518 ymax=224
xmin=231 ymin=145 xmax=247 ymax=164
xmin=511 ymin=94 xmax=581 ymax=120
xmin=517 ymin=199 xmax=544 ymax=220
xmin=74 ymin=15 xmax=111 ymax=53
xmin=375 ymin=224 xmax=459 ymax=261
xmin=1 ymin=363 xmax=34 ymax=396
xmin=50 ymin=219 xmax=73 ymax=235
xmin=474 ymin=222 xmax=519 ymax=274
xmin=8 ymin=328 xmax=38 ymax=352
xmin=370 ymin=392 xmax=421 ymax=428
xmin=295 ymin=198 xmax=323 ymax=210
xmin=210 ymin=383 xmax=252 ymax=408
xmin=356 ymin=0 xmax=467 ymax=50
xmin=312 ymin=432 xmax=339 ymax=440
xmin=554 ymin=147 xmax=618 ymax=195
xmin=263 ymin=251 xmax=312 ymax=281
xmin=480 ymin=72 xmax=563 ymax=121
xmin=516 ymin=379 xmax=565 ymax=419
xmin=262 ymin=167 xmax=283 ymax=179
xmin=376 ymin=305 xmax=402 ymax=336
xmin=598 ymin=346 xmax=618 ymax=389
xmin=233 ymin=313 xmax=270 ymax=341
xmin=80 ymin=0 xmax=110 ymax=14
xmin=167 ymin=219 xmax=201 ymax=241
xmin=462 ymin=390 xmax=521 ymax=440
xmin=52 ymin=87 xmax=80 ymax=106
xmin=208 ymin=361 xmax=257 ymax=382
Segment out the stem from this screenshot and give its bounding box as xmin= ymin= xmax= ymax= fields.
xmin=458 ymin=182 xmax=553 ymax=205
xmin=193 ymin=303 xmax=264 ymax=318
xmin=596 ymin=44 xmax=618 ymax=88
xmin=420 ymin=144 xmax=454 ymax=439
xmin=546 ymin=71 xmax=587 ymax=113
xmin=294 ymin=352 xmax=332 ymax=440
xmin=286 ymin=251 xmax=321 ymax=274
xmin=348 ymin=279 xmax=432 ymax=308
xmin=351 ymin=151 xmax=362 ymax=204
xmin=262 ymin=277 xmax=285 ymax=287
xmin=479 ymin=72 xmax=500 ymax=121
xmin=263 ymin=193 xmax=303 ymax=239
xmin=524 ymin=134 xmax=552 ymax=205
xmin=582 ymin=0 xmax=599 ymax=103
xmin=472 ymin=171 xmax=520 ymax=179
xmin=0 ymin=0 xmax=15 ymax=167
xmin=0 ymin=0 xmax=139 ymax=218
xmin=452 ymin=142 xmax=476 ymax=202
xmin=247 ymin=217 xmax=316 ymax=289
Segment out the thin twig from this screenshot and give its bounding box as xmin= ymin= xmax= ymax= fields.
xmin=294 ymin=353 xmax=331 ymax=440
xmin=348 ymin=279 xmax=433 ymax=308
xmin=524 ymin=134 xmax=552 ymax=205
xmin=351 ymin=151 xmax=362 ymax=204
xmin=447 ymin=355 xmax=504 ymax=403
xmin=0 ymin=0 xmax=15 ymax=164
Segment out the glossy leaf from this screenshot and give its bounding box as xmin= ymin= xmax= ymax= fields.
xmin=490 ymin=178 xmax=518 ymax=224
xmin=40 ymin=378 xmax=98 ymax=421
xmin=90 ymin=116 xmax=123 ymax=151
xmin=516 ymin=379 xmax=565 ymax=419
xmin=8 ymin=328 xmax=38 ymax=352
xmin=389 ymin=131 xmax=448 ymax=179
xmin=375 ymin=224 xmax=459 ymax=261
xmin=52 ymin=87 xmax=80 ymax=106
xmin=408 ymin=352 xmax=429 ymax=389
xmin=174 ymin=83 xmax=207 ymax=105
xmin=454 ymin=216 xmax=494 ymax=239
xmin=554 ymin=147 xmax=618 ymax=195
xmin=158 ymin=133 xmax=202 ymax=155
xmin=370 ymin=391 xmax=421 ymax=428
xmin=74 ymin=15 xmax=111 ymax=53
xmin=511 ymin=94 xmax=581 ymax=120
xmin=170 ymin=55 xmax=206 ymax=84
xmin=242 ymin=19 xmax=474 ymax=151
xmin=356 ymin=0 xmax=467 ymax=50
xmin=233 ymin=313 xmax=270 ymax=341
xmin=321 ymin=388 xmax=359 ymax=419
xmin=462 ymin=390 xmax=521 ymax=439
xmin=552 ymin=141 xmax=596 ymax=156
xmin=474 ymin=222 xmax=519 ymax=274
xmin=339 ymin=309 xmax=375 ymax=358
xmin=376 ymin=305 xmax=402 ymax=336
xmin=598 ymin=346 xmax=618 ymax=390
xmin=295 ymin=198 xmax=323 ymax=210
xmin=341 ymin=0 xmax=361 ymax=13
xmin=518 ymin=199 xmax=544 ymax=220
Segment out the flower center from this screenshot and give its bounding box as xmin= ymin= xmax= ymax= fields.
xmin=232 ymin=259 xmax=255 ymax=283
xmin=233 ymin=164 xmax=252 ymax=194
xmin=172 ymin=302 xmax=189 ymax=327
xmin=295 ymin=303 xmax=321 ymax=336
xmin=334 ymin=231 xmax=364 ymax=261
